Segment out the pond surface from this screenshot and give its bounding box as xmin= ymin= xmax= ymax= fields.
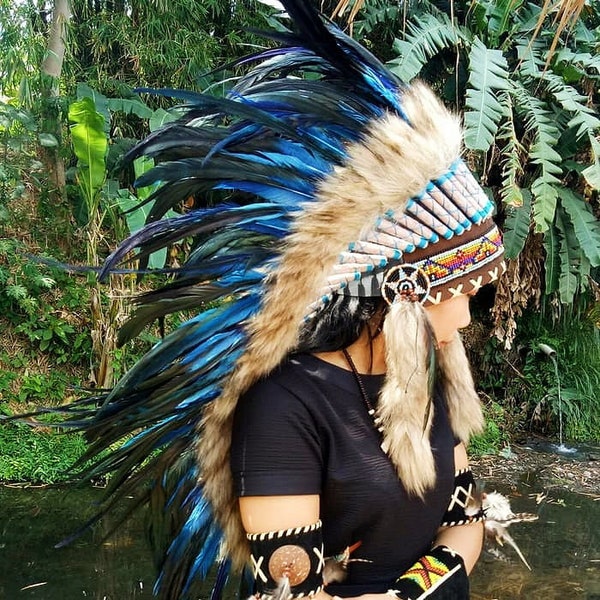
xmin=1 ymin=478 xmax=599 ymax=599
xmin=471 ymin=482 xmax=600 ymax=599
xmin=0 ymin=485 xmax=155 ymax=599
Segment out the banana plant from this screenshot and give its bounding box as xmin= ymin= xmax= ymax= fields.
xmin=69 ymin=95 xmax=107 ymax=262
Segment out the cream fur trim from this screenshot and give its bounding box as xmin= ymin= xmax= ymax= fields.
xmin=378 ymin=301 xmax=437 ymax=498
xmin=378 ymin=316 xmax=483 ymax=498
xmin=198 ymin=83 xmax=464 ymax=568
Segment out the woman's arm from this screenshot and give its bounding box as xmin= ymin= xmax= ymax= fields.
xmin=239 ymin=495 xmax=320 ymax=533
xmin=433 ymin=443 xmax=484 ymax=573
xmin=239 ymin=495 xmax=334 ymax=600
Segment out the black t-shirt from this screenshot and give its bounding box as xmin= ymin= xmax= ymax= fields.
xmin=230 ymin=353 xmax=456 ymax=597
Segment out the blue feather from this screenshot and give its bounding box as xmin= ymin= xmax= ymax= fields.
xmin=209 ymin=559 xmax=231 ymax=600
xmin=187 ymin=523 xmax=223 ymax=583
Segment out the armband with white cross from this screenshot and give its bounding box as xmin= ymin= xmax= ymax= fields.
xmin=247 ymin=520 xmax=325 ymax=599
xmin=440 ymin=468 xmax=485 ymax=527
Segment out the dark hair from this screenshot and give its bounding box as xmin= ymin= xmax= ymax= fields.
xmin=296 ymin=295 xmax=384 ymax=353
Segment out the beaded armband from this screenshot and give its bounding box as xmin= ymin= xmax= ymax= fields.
xmin=247 ymin=520 xmax=325 ymax=599
xmin=440 ymin=468 xmax=485 ymax=527
xmin=387 ymin=545 xmax=469 ymax=600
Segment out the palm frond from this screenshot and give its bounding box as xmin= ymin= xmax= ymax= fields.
xmin=552 ymin=48 xmax=600 ymax=78
xmin=388 ymin=12 xmax=460 ymax=83
xmin=542 ymin=72 xmax=600 ymax=140
xmin=487 ymin=0 xmax=525 ymax=45
xmin=353 ymin=0 xmax=401 ymax=36
xmin=503 ymin=191 xmax=531 ymax=260
xmin=560 ymin=189 xmax=600 ymax=267
xmin=516 ymin=38 xmax=546 ymax=79
xmin=555 ymin=206 xmax=585 ymax=303
xmin=498 ymin=92 xmax=526 ymax=209
xmin=543 ymin=223 xmax=561 ymax=295
xmin=464 ymin=38 xmax=510 ymax=151
xmin=512 ymin=83 xmax=562 ymax=233
xmin=535 ymin=72 xmax=600 ymax=194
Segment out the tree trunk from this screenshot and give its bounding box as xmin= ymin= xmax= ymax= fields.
xmin=41 ymin=0 xmax=71 ymax=84
xmin=40 ymin=0 xmax=71 ymax=209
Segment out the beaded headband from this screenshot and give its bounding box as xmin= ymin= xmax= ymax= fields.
xmin=305 ymin=158 xmax=505 ymax=317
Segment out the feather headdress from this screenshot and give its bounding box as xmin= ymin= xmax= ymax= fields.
xmin=60 ymin=2 xmax=505 ymax=598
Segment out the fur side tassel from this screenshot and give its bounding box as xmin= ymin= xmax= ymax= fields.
xmin=438 ymin=332 xmax=484 ymax=443
xmin=377 ymin=300 xmax=437 ymax=498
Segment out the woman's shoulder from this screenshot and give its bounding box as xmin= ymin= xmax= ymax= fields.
xmin=247 ymin=352 xmax=369 ymax=400
xmin=235 ymin=355 xmax=323 ymax=432
xmin=241 ymin=354 xmax=325 ymax=405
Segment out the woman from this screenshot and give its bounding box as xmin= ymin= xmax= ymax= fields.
xmin=231 ymin=292 xmax=486 ymax=599
xmin=62 ymin=2 xmax=506 ymax=598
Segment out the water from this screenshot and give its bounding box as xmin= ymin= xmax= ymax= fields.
xmin=524 ymin=437 xmax=598 ymax=460
xmin=1 ymin=482 xmax=599 ymax=599
xmin=554 ymin=443 xmax=578 ymax=455
xmin=0 ymin=485 xmax=155 ymax=599
xmin=471 ymin=482 xmax=600 ymax=599
xmin=537 ymin=343 xmax=576 ymax=452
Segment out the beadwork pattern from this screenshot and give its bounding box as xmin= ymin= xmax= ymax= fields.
xmin=304 ymin=159 xmax=504 ymax=319
xmin=418 ymin=227 xmax=503 ymax=288
xmin=387 ymin=546 xmax=466 ymax=600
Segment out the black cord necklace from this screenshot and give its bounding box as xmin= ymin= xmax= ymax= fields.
xmin=342 ymin=348 xmax=385 ymax=437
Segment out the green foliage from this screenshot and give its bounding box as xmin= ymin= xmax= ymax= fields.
xmin=113 ymin=155 xmax=178 ymax=269
xmin=503 ymin=190 xmax=531 ymax=259
xmin=560 ymin=190 xmax=600 ymax=268
xmin=67 ymin=0 xmax=271 ymax=95
xmin=469 ymin=401 xmax=510 ymax=455
xmin=478 ymin=310 xmax=600 ymax=442
xmin=389 ymin=12 xmax=459 ymax=83
xmin=0 ymin=421 xmax=87 ymax=483
xmin=543 ymin=221 xmax=561 ymax=295
xmin=0 ymin=102 xmax=41 ymax=205
xmin=0 ymin=238 xmax=92 ymax=365
xmin=464 ymin=38 xmax=510 ymax=150
xmin=497 ymin=94 xmax=525 ymax=208
xmin=0 ymin=1 xmax=47 ymax=105
xmin=69 ymin=96 xmax=108 ymax=222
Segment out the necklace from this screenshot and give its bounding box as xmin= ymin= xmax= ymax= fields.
xmin=341 ymin=348 xmax=385 ymax=437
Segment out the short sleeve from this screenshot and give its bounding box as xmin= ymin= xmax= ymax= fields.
xmin=230 ymin=376 xmax=323 ymax=497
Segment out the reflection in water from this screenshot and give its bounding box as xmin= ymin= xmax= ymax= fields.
xmin=0 ymin=485 xmax=154 ymax=598
xmin=0 ymin=482 xmax=598 ymax=599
